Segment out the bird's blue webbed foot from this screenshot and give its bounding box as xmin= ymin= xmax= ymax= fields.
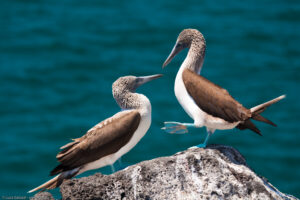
xmin=161 ymin=122 xmax=188 ymax=134
xmin=196 ymin=143 xmax=207 ymax=148
xmin=161 ymin=122 xmax=195 ymax=134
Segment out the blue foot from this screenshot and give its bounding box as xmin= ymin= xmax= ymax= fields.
xmin=161 ymin=122 xmax=188 ymax=134
xmin=196 ymin=143 xmax=207 ymax=148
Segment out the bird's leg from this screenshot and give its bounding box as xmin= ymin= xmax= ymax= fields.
xmin=117 ymin=157 xmax=122 ymax=166
xmin=110 ymin=164 xmax=116 ymax=173
xmin=114 ymin=157 xmax=128 ymax=171
xmin=196 ymin=129 xmax=213 ymax=148
xmin=162 ymin=121 xmax=195 ymax=134
xmin=116 ymin=157 xmax=126 ymax=170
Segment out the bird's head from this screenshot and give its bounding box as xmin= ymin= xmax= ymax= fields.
xmin=162 ymin=29 xmax=205 ymax=68
xmin=112 ymin=74 xmax=163 ymax=95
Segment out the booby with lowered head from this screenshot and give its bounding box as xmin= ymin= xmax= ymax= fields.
xmin=29 ymin=74 xmax=162 ymax=193
xmin=161 ymin=28 xmax=285 ymax=147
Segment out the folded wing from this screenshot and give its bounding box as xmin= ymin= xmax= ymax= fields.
xmin=182 ymin=69 xmax=251 ymax=123
xmin=51 ymin=110 xmax=141 ymax=176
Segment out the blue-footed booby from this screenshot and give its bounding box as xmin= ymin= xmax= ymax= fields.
xmin=29 ymin=74 xmax=162 ymax=193
xmin=161 ymin=28 xmax=285 ymax=147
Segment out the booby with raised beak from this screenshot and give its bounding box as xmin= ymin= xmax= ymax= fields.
xmin=162 ymin=28 xmax=285 ymax=147
xmin=29 ymin=74 xmax=162 ymax=193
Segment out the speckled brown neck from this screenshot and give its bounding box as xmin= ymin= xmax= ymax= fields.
xmin=184 ymin=35 xmax=206 ymax=73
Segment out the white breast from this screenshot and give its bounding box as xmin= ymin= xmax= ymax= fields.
xmin=174 ymin=65 xmax=239 ymax=131
xmin=174 ymin=66 xmax=206 ymax=127
xmin=115 ymin=108 xmax=151 ymax=158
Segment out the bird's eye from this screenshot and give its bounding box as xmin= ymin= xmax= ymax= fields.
xmin=176 ymin=42 xmax=183 ymax=48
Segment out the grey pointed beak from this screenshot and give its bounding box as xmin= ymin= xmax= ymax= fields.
xmin=162 ymin=43 xmax=181 ymax=68
xmin=137 ymin=74 xmax=163 ymax=87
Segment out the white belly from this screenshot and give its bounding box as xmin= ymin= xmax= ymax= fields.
xmin=174 ymin=68 xmax=239 ymax=131
xmin=174 ymin=67 xmax=206 ymax=127
xmin=80 ymin=110 xmax=151 ymax=174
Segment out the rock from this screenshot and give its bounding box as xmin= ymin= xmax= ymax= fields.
xmin=56 ymin=145 xmax=297 ymax=200
xmin=31 ymin=191 xmax=54 ymax=200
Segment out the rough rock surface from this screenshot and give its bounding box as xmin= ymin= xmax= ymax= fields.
xmin=33 ymin=145 xmax=298 ymax=200
xmin=31 ymin=191 xmax=54 ymax=200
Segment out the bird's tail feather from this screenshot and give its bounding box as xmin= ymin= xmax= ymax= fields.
xmin=250 ymin=95 xmax=285 ymax=126
xmin=252 ymin=114 xmax=276 ymax=126
xmin=28 ymin=167 xmax=80 ymax=193
xmin=237 ymin=119 xmax=262 ymax=136
xmin=236 ymin=95 xmax=285 ymax=135
xmin=28 ymin=175 xmax=60 ymax=193
xmin=250 ymin=95 xmax=285 ymax=114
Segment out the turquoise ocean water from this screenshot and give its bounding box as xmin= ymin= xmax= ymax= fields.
xmin=1 ymin=0 xmax=300 ymax=198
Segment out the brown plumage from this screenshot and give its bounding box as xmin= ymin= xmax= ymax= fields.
xmin=29 ymin=74 xmax=161 ymax=193
xmin=182 ymin=68 xmax=284 ymax=135
xmin=162 ymin=28 xmax=285 ymax=148
xmin=28 ymin=110 xmax=141 ymax=193
xmin=182 ymin=68 xmax=251 ymax=123
xmin=51 ymin=110 xmax=141 ymax=176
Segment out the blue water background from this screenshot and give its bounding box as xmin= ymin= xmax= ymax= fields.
xmin=1 ymin=0 xmax=300 ymax=198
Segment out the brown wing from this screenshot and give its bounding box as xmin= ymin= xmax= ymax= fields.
xmin=182 ymin=69 xmax=251 ymax=123
xmin=50 ymin=110 xmax=141 ymax=176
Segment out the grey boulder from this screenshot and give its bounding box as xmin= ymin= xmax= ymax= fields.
xmin=34 ymin=145 xmax=298 ymax=200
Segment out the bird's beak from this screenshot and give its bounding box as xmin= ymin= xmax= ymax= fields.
xmin=162 ymin=43 xmax=181 ymax=68
xmin=137 ymin=74 xmax=163 ymax=87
